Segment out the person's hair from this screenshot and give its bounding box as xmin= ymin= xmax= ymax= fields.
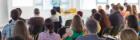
xmin=94 ymin=13 xmax=102 ymax=22
xmin=126 ymin=5 xmax=132 ymax=13
xmin=16 ymin=8 xmax=22 ymax=16
xmin=28 ymin=17 xmax=44 ymax=35
xmin=127 ymin=15 xmax=138 ymax=32
xmin=113 ymin=5 xmax=119 ymax=11
xmin=11 ymin=9 xmax=20 ymax=20
xmin=77 ymin=11 xmax=83 ymax=17
xmin=13 ymin=20 xmax=30 ymax=40
xmin=120 ymin=29 xmax=138 ymax=40
xmin=98 ymin=9 xmax=111 ymax=28
xmin=51 ymin=9 xmax=56 ymax=15
xmin=71 ymin=15 xmax=83 ymax=33
xmin=132 ymin=5 xmax=137 ymax=15
xmin=91 ymin=9 xmax=97 ymax=15
xmin=119 ymin=6 xmax=124 ymax=11
xmin=7 ymin=36 xmax=24 ymax=40
xmin=124 ymin=2 xmax=128 ymax=6
xmin=111 ymin=3 xmax=115 ymax=8
xmin=106 ymin=5 xmax=110 ymax=9
xmin=45 ymin=18 xmax=54 ymax=34
xmin=34 ymin=8 xmax=40 ymax=15
xmin=86 ymin=17 xmax=100 ymax=33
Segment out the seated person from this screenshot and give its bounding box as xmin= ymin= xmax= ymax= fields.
xmin=38 ymin=18 xmax=61 ymax=40
xmin=2 ymin=9 xmax=21 ymax=40
xmin=120 ymin=28 xmax=139 ymax=40
xmin=76 ymin=16 xmax=103 ymax=40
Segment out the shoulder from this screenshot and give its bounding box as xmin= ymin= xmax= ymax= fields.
xmin=76 ymin=36 xmax=84 ymax=40
xmin=39 ymin=32 xmax=46 ymax=36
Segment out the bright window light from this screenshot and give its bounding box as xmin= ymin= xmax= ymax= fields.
xmin=80 ymin=0 xmax=96 ymax=10
xmin=12 ymin=0 xmax=33 ymax=7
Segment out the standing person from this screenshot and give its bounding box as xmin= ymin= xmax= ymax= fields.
xmin=64 ymin=15 xmax=84 ymax=40
xmin=2 ymin=9 xmax=20 ymax=40
xmin=28 ymin=8 xmax=44 ymax=40
xmin=13 ymin=20 xmax=32 ymax=40
xmin=52 ymin=0 xmax=61 ymax=13
xmin=38 ymin=18 xmax=61 ymax=40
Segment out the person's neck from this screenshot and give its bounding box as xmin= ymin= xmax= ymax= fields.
xmin=35 ymin=15 xmax=39 ymax=17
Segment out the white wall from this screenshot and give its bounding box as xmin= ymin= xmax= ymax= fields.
xmin=0 ymin=0 xmax=8 ymax=28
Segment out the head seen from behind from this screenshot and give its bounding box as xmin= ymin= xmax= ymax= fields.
xmin=77 ymin=11 xmax=83 ymax=17
xmin=34 ymin=8 xmax=40 ymax=16
xmin=120 ymin=29 xmax=138 ymax=40
xmin=11 ymin=9 xmax=20 ymax=20
xmin=45 ymin=18 xmax=54 ymax=34
xmin=71 ymin=15 xmax=83 ymax=33
xmin=13 ymin=20 xmax=29 ymax=40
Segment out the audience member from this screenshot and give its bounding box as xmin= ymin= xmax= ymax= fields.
xmin=98 ymin=9 xmax=112 ymax=37
xmin=2 ymin=9 xmax=20 ymax=40
xmin=120 ymin=28 xmax=139 ymax=40
xmin=105 ymin=5 xmax=110 ymax=15
xmin=38 ymin=18 xmax=61 ymax=40
xmin=13 ymin=20 xmax=32 ymax=40
xmin=50 ymin=9 xmax=62 ymax=33
xmin=16 ymin=8 xmax=26 ymax=22
xmin=28 ymin=8 xmax=44 ymax=40
xmin=76 ymin=15 xmax=102 ymax=40
xmin=127 ymin=15 xmax=139 ymax=32
xmin=109 ymin=9 xmax=124 ymax=36
xmin=64 ymin=15 xmax=84 ymax=40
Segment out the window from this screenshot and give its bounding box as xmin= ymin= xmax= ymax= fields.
xmin=97 ymin=0 xmax=108 ymax=4
xmin=12 ymin=0 xmax=33 ymax=7
xmin=125 ymin=0 xmax=138 ymax=4
xmin=80 ymin=0 xmax=96 ymax=10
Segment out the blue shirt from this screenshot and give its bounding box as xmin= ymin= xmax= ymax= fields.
xmin=76 ymin=34 xmax=103 ymax=40
xmin=52 ymin=0 xmax=61 ymax=7
xmin=2 ymin=20 xmax=16 ymax=39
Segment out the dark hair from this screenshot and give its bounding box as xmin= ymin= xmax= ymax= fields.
xmin=71 ymin=15 xmax=83 ymax=33
xmin=94 ymin=13 xmax=102 ymax=21
xmin=16 ymin=8 xmax=22 ymax=15
xmin=126 ymin=5 xmax=132 ymax=12
xmin=77 ymin=11 xmax=83 ymax=17
xmin=28 ymin=17 xmax=44 ymax=35
xmin=91 ymin=9 xmax=97 ymax=15
xmin=119 ymin=6 xmax=124 ymax=11
xmin=11 ymin=9 xmax=19 ymax=20
xmin=51 ymin=9 xmax=56 ymax=15
xmin=132 ymin=5 xmax=137 ymax=15
xmin=45 ymin=18 xmax=54 ymax=34
xmin=34 ymin=8 xmax=40 ymax=15
xmin=106 ymin=5 xmax=110 ymax=9
xmin=127 ymin=15 xmax=138 ymax=32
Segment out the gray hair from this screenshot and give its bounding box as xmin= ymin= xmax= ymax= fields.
xmin=86 ymin=17 xmax=98 ymax=33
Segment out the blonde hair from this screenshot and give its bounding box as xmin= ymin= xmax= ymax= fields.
xmin=71 ymin=15 xmax=84 ymax=33
xmin=13 ymin=20 xmax=30 ymax=40
xmin=120 ymin=29 xmax=138 ymax=40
